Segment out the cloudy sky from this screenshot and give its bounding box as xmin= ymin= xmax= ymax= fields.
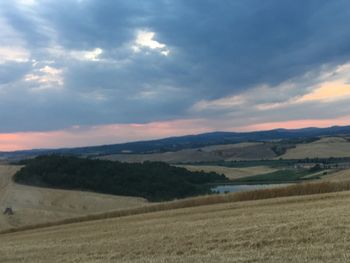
xmin=1 ymin=0 xmax=350 ymax=150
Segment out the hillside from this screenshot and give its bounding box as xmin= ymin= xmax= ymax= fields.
xmin=2 ymin=190 xmax=350 ymax=262
xmin=281 ymin=137 xmax=350 ymax=159
xmin=99 ymin=136 xmax=350 ymax=163
xmin=99 ymin=142 xmax=278 ymax=163
xmin=0 ymin=164 xmax=147 ymax=231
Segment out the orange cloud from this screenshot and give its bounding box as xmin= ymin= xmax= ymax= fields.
xmin=298 ymin=81 xmax=350 ymax=102
xmin=240 ymin=115 xmax=350 ymax=132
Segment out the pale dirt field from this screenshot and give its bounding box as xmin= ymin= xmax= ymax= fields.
xmin=281 ymin=137 xmax=350 ymax=159
xmin=0 ymin=165 xmax=147 ymax=231
xmin=178 ymin=165 xmax=277 ymax=179
xmin=2 ymin=191 xmax=350 ymax=262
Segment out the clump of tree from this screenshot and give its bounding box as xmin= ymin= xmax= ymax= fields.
xmin=309 ymin=164 xmax=323 ymax=173
xmin=270 ymin=137 xmax=319 ymax=156
xmin=14 ymin=155 xmax=228 ymax=201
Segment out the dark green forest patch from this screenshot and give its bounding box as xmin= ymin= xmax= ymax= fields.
xmin=14 ymin=155 xmax=228 ymax=201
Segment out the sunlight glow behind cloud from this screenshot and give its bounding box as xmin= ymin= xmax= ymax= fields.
xmin=132 ymin=30 xmax=170 ymax=56
xmin=192 ymin=63 xmax=350 ymax=113
xmin=0 ymin=47 xmax=30 ymax=64
xmin=297 ymin=81 xmax=350 ymax=102
xmin=71 ymin=48 xmax=103 ymax=61
xmin=24 ymin=65 xmax=64 ymax=90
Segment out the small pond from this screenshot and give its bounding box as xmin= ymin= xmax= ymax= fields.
xmin=212 ymin=184 xmax=292 ymax=194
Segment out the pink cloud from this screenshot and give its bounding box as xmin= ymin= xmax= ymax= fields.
xmin=0 ymin=119 xmax=213 ymax=151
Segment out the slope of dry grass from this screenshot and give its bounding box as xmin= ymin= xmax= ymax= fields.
xmin=322 ymin=168 xmax=350 ymax=182
xmin=178 ymin=165 xmax=277 ymax=179
xmin=2 ymin=190 xmax=350 ymax=262
xmin=281 ymin=137 xmax=350 ymax=159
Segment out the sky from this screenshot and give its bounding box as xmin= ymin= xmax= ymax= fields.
xmin=1 ymin=0 xmax=350 ymax=151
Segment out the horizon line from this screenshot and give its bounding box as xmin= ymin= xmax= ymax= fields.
xmin=1 ymin=123 xmax=349 ymax=153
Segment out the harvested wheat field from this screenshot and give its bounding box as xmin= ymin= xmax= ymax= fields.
xmin=1 ymin=190 xmax=350 ymax=262
xmin=0 ymin=165 xmax=147 ymax=231
xmin=178 ymin=165 xmax=277 ymax=180
xmin=281 ymin=137 xmax=350 ymax=159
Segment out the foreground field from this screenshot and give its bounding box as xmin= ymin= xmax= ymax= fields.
xmin=1 ymin=191 xmax=350 ymax=262
xmin=0 ymin=165 xmax=147 ymax=231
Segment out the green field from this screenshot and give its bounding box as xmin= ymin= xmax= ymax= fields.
xmin=231 ymin=169 xmax=323 ymax=184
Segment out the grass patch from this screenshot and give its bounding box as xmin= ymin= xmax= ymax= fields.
xmin=231 ymin=169 xmax=320 ymax=184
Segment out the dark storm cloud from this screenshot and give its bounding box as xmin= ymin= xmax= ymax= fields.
xmin=0 ymin=0 xmax=350 ymax=132
xmin=147 ymin=0 xmax=350 ymax=97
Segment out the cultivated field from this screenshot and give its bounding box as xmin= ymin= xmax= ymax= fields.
xmin=2 ymin=190 xmax=350 ymax=262
xmin=99 ymin=136 xmax=350 ymax=163
xmin=99 ymin=148 xmax=223 ymax=163
xmin=281 ymin=137 xmax=350 ymax=159
xmin=178 ymin=165 xmax=277 ymax=180
xmin=0 ymin=165 xmax=147 ymax=231
xmin=100 ymin=142 xmax=276 ymax=163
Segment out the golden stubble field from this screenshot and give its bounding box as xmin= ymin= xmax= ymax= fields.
xmin=0 ymin=165 xmax=148 ymax=231
xmin=1 ymin=191 xmax=350 ymax=262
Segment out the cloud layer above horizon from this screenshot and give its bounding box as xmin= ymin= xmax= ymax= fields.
xmin=1 ymin=0 xmax=350 ymax=150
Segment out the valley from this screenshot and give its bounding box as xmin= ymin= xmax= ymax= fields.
xmin=1 ymin=129 xmax=350 ymax=262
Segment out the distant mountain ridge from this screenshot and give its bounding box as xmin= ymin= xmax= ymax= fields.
xmin=1 ymin=125 xmax=350 ymax=160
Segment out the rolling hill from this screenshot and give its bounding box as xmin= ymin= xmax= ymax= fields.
xmin=0 ymin=164 xmax=147 ymax=231
xmin=1 ymin=125 xmax=350 ymax=161
xmin=281 ymin=137 xmax=350 ymax=159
